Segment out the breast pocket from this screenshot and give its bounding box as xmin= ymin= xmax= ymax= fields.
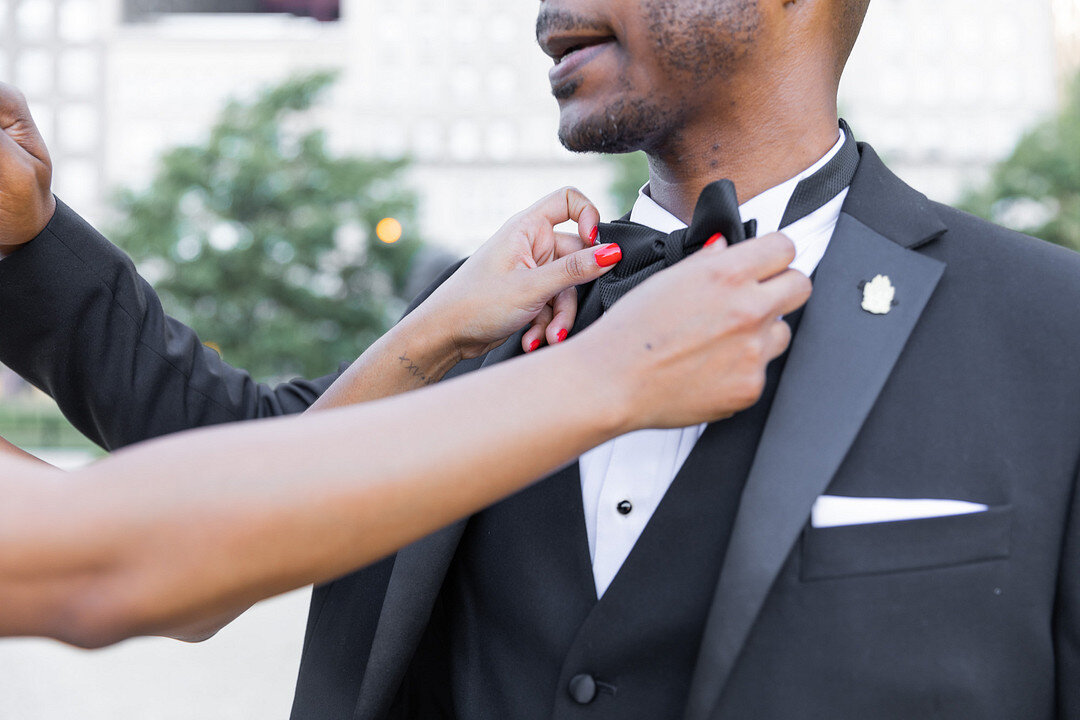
xmin=799 ymin=504 xmax=1012 ymax=581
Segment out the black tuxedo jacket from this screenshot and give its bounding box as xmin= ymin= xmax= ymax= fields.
xmin=2 ymin=144 xmax=1080 ymax=719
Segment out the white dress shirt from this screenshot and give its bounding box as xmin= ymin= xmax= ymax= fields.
xmin=580 ymin=130 xmax=850 ymax=598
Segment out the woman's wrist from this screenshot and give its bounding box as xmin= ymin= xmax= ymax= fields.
xmin=545 ymin=335 xmax=639 ymax=440
xmin=388 ymin=307 xmax=466 ymax=383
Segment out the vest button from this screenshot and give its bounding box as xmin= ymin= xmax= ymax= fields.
xmin=616 ymin=499 xmax=633 ymax=515
xmin=568 ymin=673 xmax=598 ymax=704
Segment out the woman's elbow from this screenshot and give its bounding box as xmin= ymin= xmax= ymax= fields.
xmin=49 ymin=575 xmax=235 ymax=648
xmin=49 ymin=587 xmax=144 ymax=649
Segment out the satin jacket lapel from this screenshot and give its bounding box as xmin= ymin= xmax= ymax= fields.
xmin=353 ymin=332 xmax=528 ymax=719
xmin=683 ymin=154 xmax=947 ymax=719
xmin=353 ymin=522 xmax=466 ymax=719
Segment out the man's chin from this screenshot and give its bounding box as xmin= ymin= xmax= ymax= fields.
xmin=557 ymin=122 xmax=627 ymax=153
xmin=556 ymin=99 xmax=669 ymax=154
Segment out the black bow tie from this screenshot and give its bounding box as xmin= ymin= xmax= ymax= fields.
xmin=596 ymin=180 xmax=754 ymax=310
xmin=595 ymin=121 xmax=860 ymax=311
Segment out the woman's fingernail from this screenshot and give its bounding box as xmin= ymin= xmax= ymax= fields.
xmin=588 ymin=226 xmax=599 ymax=246
xmin=704 ymin=233 xmax=725 ymax=247
xmin=528 ymin=339 xmax=541 ymax=352
xmin=556 ymin=328 xmax=568 ymax=343
xmin=594 ymin=243 xmax=622 ymax=267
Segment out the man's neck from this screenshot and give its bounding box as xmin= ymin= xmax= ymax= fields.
xmin=645 ymin=106 xmax=841 ymax=224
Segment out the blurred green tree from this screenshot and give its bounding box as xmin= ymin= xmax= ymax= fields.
xmin=961 ymin=75 xmax=1080 ymax=253
xmin=607 ymin=151 xmax=650 ymax=214
xmin=110 ymin=71 xmax=422 ymax=381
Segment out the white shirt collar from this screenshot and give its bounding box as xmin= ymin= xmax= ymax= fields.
xmin=629 ymin=129 xmax=847 ymax=236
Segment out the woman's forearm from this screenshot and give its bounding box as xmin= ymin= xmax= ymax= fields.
xmin=0 ymin=194 xmax=600 ymax=643
xmin=0 ymin=339 xmax=628 ymax=648
xmin=309 ymin=308 xmax=464 ymax=411
xmin=160 ymin=311 xmax=468 ymax=643
xmin=0 ymin=225 xmax=807 ymax=648
xmin=0 ymin=434 xmax=47 ymax=465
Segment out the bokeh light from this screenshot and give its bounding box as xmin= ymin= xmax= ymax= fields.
xmin=375 ymin=217 xmax=403 ymax=244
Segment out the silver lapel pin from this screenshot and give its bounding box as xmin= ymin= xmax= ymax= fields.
xmin=860 ymin=274 xmax=896 ymax=315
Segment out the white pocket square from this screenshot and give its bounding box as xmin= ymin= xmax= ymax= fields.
xmin=810 ymin=495 xmax=989 ymax=529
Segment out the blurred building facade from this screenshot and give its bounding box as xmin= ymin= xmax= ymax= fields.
xmin=2 ymin=0 xmax=1079 ymax=254
xmin=1053 ymin=0 xmax=1080 ymax=83
xmin=843 ymin=0 xmax=1063 ymax=203
xmin=0 ymin=0 xmax=108 ymax=217
xmin=3 ymin=4 xmax=1080 ymax=720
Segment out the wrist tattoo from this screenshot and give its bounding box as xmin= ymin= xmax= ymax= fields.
xmin=397 ymin=353 xmax=437 ymax=385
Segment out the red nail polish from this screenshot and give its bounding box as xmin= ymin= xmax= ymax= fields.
xmin=556 ymin=328 xmax=568 ymax=343
xmin=594 ymin=243 xmax=622 ymax=267
xmin=704 ymin=233 xmax=725 ymax=247
xmin=528 ymin=339 xmax=541 ymax=352
xmin=588 ymin=226 xmax=599 ymax=246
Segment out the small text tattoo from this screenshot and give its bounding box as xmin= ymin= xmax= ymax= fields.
xmin=398 ymin=353 xmax=436 ymax=385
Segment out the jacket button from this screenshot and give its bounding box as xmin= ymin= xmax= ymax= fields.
xmin=568 ymin=674 xmax=598 ymax=704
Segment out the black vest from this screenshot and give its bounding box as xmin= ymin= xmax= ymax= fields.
xmin=426 ymin=300 xmax=805 ymax=719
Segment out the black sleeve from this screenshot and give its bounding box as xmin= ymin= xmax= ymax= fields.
xmin=0 ymin=200 xmax=461 ymax=451
xmin=1056 ymin=458 xmax=1080 ymax=716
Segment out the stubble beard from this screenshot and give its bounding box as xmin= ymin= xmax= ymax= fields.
xmin=558 ymin=94 xmax=677 ymax=154
xmin=556 ymin=0 xmax=760 ymax=155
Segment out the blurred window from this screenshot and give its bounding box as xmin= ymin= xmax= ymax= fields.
xmin=449 ymin=120 xmax=480 ymax=161
xmin=489 ymin=14 xmax=514 ymax=45
xmin=59 ymin=0 xmax=99 ymax=42
xmin=412 ymin=119 xmax=443 ymax=160
xmin=488 ymin=67 xmax=516 ymax=100
xmin=15 ymin=49 xmax=54 ymax=98
xmin=58 ymin=103 xmax=98 ymax=153
xmin=451 ymin=66 xmax=481 ymax=104
xmin=487 ymin=120 xmax=517 ymax=161
xmin=375 ymin=120 xmax=407 ymax=158
xmin=52 ymin=158 xmax=98 ymax=211
xmin=58 ymin=48 xmax=100 ymax=97
xmin=17 ymin=0 xmax=53 ymax=41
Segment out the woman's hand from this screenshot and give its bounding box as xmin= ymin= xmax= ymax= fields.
xmin=576 ymin=232 xmax=813 ymax=431
xmin=408 ymin=187 xmax=620 ymax=360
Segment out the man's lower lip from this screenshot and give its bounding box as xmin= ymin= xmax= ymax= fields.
xmin=548 ymin=41 xmax=614 ymax=89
